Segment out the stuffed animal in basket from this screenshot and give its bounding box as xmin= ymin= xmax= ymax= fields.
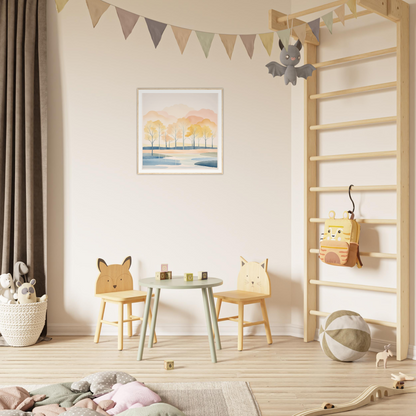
xmin=14 ymin=261 xmax=29 ymax=284
xmin=0 ymin=273 xmax=17 ymax=304
xmin=16 ymin=279 xmax=48 ymax=304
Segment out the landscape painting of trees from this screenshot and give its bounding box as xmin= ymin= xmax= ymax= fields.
xmin=137 ymin=89 xmax=223 ymax=174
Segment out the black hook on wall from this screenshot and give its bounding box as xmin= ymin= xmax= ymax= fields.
xmin=348 ymin=184 xmax=355 ymax=219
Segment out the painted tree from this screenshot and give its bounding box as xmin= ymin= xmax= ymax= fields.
xmin=185 ymin=124 xmax=202 ymax=149
xmin=153 ymin=120 xmax=166 ymax=150
xmin=177 ymin=117 xmax=191 ymax=150
xmin=144 ymin=121 xmax=157 ymax=155
xmin=163 ymin=132 xmax=174 ymax=148
xmin=167 ymin=123 xmax=182 ymax=149
xmin=198 ymin=123 xmax=213 ymax=148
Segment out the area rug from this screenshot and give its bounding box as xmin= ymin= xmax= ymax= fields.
xmin=3 ymin=382 xmax=261 ymax=416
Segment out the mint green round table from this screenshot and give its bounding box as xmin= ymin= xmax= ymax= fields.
xmin=136 ymin=276 xmax=223 ymax=363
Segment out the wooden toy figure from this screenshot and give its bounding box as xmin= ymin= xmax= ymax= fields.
xmin=164 ymin=360 xmax=174 ymax=370
xmin=161 ymin=264 xmax=168 ymax=272
xmin=184 ymin=273 xmax=193 ymax=282
xmin=198 ymin=272 xmax=208 ymax=280
xmin=391 ymin=372 xmax=415 ymax=389
xmin=376 ymin=344 xmax=393 ymax=368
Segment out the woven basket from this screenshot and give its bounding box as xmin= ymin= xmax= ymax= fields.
xmin=0 ymin=301 xmax=47 ymax=347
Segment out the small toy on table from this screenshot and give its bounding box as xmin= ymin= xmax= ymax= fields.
xmin=164 ymin=360 xmax=174 ymax=370
xmin=376 ymin=344 xmax=393 ymax=369
xmin=184 ymin=273 xmax=193 ymax=282
xmin=156 ymin=272 xmax=168 ymax=280
xmin=391 ymin=372 xmax=415 ymax=389
xmin=198 ymin=272 xmax=208 ymax=280
xmin=161 ymin=264 xmax=168 ymax=272
xmin=166 ymin=271 xmax=172 ymax=279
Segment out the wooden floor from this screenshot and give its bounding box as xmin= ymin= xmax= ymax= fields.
xmin=1 ymin=335 xmax=415 ymax=415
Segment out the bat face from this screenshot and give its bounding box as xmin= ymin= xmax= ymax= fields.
xmin=280 ymin=45 xmax=301 ymax=67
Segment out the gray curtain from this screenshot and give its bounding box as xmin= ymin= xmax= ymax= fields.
xmin=0 ymin=0 xmax=47 ymax=298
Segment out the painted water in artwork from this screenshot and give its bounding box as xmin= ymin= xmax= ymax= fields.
xmin=137 ymin=89 xmax=222 ymax=174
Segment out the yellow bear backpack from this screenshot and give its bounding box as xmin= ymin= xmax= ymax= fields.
xmin=319 ymin=210 xmax=363 ymax=268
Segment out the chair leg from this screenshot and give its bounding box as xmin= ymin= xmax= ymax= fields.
xmin=118 ymin=303 xmax=124 ymax=351
xmin=148 ymin=305 xmax=157 ymax=344
xmin=127 ymin=303 xmax=132 ymax=337
xmin=238 ymin=302 xmax=244 ymax=351
xmin=260 ymin=299 xmax=272 ymax=345
xmin=94 ymin=299 xmax=106 ymax=343
xmin=213 ymin=298 xmax=222 ymax=339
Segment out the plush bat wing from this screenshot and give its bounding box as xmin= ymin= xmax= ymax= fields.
xmin=296 ymin=64 xmax=316 ymax=80
xmin=266 ymin=61 xmax=287 ymax=78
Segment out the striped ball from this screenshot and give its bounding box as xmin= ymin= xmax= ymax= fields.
xmin=319 ymin=310 xmax=371 ymax=362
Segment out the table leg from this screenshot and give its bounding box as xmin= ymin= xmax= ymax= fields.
xmin=202 ymin=287 xmax=217 ymax=363
xmin=148 ymin=288 xmax=160 ymax=348
xmin=208 ymin=287 xmax=221 ymax=350
xmin=137 ymin=287 xmax=153 ymax=361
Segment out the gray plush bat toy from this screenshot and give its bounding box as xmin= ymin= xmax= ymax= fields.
xmin=266 ymin=39 xmax=316 ymax=86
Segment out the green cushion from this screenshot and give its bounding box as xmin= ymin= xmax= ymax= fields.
xmin=30 ymin=383 xmax=92 ymax=408
xmin=118 ymin=404 xmax=185 ymax=416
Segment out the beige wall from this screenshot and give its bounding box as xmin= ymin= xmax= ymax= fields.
xmin=291 ymin=0 xmax=416 ymax=358
xmin=47 ymin=0 xmax=294 ymax=336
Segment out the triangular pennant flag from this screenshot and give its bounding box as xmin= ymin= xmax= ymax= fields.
xmin=55 ymin=0 xmax=69 ymax=13
xmin=347 ymin=0 xmax=357 ymax=17
xmin=171 ymin=26 xmax=192 ymax=54
xmin=277 ymin=28 xmax=290 ymax=51
xmin=196 ymin=31 xmax=215 ymax=58
xmin=86 ymin=0 xmax=110 ymax=28
xmin=334 ymin=4 xmax=346 ymax=25
xmin=145 ymin=18 xmax=167 ymax=48
xmin=220 ymin=34 xmax=237 ymax=59
xmin=240 ymin=34 xmax=256 ymax=59
xmin=116 ymin=7 xmax=139 ymax=39
xmin=322 ymin=11 xmax=333 ymax=34
xmin=293 ymin=24 xmax=307 ymax=45
xmin=259 ymin=33 xmax=274 ymax=56
xmin=308 ymin=18 xmax=320 ymax=42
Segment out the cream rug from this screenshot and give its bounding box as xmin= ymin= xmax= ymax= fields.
xmin=3 ymin=382 xmax=261 ymax=416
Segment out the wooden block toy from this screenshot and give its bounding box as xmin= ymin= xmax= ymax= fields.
xmin=156 ymin=272 xmax=168 ymax=280
xmin=198 ymin=271 xmax=208 ymax=280
xmin=166 ymin=271 xmax=172 ymax=279
xmin=164 ymin=360 xmax=174 ymax=370
xmin=161 ymin=264 xmax=168 ymax=272
xmin=184 ymin=273 xmax=193 ymax=282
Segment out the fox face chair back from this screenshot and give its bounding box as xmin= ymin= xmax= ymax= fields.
xmin=237 ymin=257 xmax=270 ymax=295
xmin=95 ymin=256 xmax=133 ymax=294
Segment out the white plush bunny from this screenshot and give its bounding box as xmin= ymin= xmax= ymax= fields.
xmin=0 ymin=273 xmax=16 ymax=304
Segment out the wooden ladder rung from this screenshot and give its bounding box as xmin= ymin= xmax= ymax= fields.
xmin=101 ymin=320 xmax=118 ymax=327
xmin=314 ymin=47 xmax=397 ymax=69
xmin=310 ymin=185 xmax=396 ymax=192
xmin=218 ymin=315 xmax=239 ymax=322
xmin=309 ymin=310 xmax=397 ymax=328
xmin=310 ymin=82 xmax=397 ymax=100
xmin=310 ymin=116 xmax=397 ymax=131
xmin=243 ymin=320 xmax=265 ymax=327
xmin=309 ymin=279 xmax=397 ymax=294
xmin=310 ymin=218 xmax=397 ymax=225
xmin=310 ymin=150 xmax=396 ymax=162
xmin=310 ymin=248 xmax=397 ymax=259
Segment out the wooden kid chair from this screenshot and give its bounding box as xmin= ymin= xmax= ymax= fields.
xmin=214 ymin=257 xmax=272 ymax=351
xmin=94 ymin=256 xmax=157 ymax=351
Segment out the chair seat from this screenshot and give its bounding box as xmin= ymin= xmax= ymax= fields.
xmin=214 ymin=290 xmax=270 ymax=303
xmin=96 ymin=290 xmax=150 ymax=302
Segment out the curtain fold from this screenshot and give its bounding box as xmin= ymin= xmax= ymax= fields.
xmin=0 ymin=0 xmax=47 ymax=298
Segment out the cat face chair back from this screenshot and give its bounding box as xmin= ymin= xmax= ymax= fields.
xmin=16 ymin=279 xmax=37 ymax=304
xmin=95 ymin=256 xmax=133 ymax=295
xmin=237 ymin=257 xmax=270 ymax=295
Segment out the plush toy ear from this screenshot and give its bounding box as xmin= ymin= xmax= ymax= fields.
xmin=30 ymin=279 xmax=36 ymax=286
xmin=294 ymin=39 xmax=302 ymax=51
xmin=97 ymin=258 xmax=108 ymax=272
xmin=279 ymin=39 xmax=284 ymax=50
xmin=260 ymin=259 xmax=268 ymax=272
xmin=240 ymin=256 xmax=248 ymax=267
xmin=122 ymin=256 xmax=132 ymax=270
xmin=16 ymin=281 xmax=22 ymax=288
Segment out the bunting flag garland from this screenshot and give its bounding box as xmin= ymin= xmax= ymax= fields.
xmin=308 ymin=18 xmax=320 ymax=42
xmin=347 ymin=0 xmax=357 ymax=17
xmin=116 ymin=7 xmax=139 ymax=39
xmin=196 ymin=32 xmax=215 ymax=58
xmin=171 ymin=26 xmax=192 ymax=54
xmin=293 ymin=24 xmax=307 ymax=45
xmin=220 ymin=34 xmax=237 ymax=59
xmin=240 ymin=34 xmax=256 ymax=59
xmin=277 ymin=28 xmax=290 ymax=51
xmin=145 ymin=18 xmax=167 ymax=48
xmin=55 ymin=0 xmax=69 ymax=13
xmin=334 ymin=4 xmax=346 ymax=25
xmin=259 ymin=33 xmax=274 ymax=56
xmin=322 ymin=11 xmax=333 ymax=34
xmin=86 ymin=0 xmax=110 ymax=28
